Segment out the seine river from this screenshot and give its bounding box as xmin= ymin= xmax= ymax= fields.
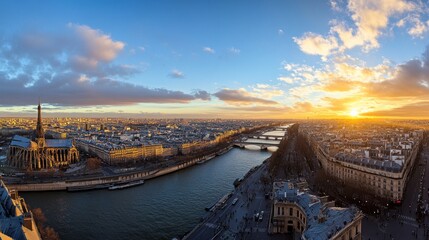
xmin=22 ymin=148 xmax=272 ymax=240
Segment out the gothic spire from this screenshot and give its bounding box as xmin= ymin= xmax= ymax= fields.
xmin=36 ymin=99 xmax=44 ymax=139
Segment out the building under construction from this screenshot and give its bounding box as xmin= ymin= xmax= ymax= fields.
xmin=7 ymin=102 xmax=80 ymax=170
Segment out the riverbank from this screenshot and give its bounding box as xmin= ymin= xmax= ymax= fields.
xmin=5 ymin=146 xmax=234 ymax=192
xmin=4 ymin=126 xmax=289 ymax=192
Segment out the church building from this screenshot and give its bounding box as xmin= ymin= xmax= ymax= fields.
xmin=7 ymin=102 xmax=80 ymax=170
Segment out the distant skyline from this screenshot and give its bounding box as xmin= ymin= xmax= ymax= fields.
xmin=1 ymin=0 xmax=429 ymax=119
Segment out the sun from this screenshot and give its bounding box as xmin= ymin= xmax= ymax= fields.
xmin=349 ymin=108 xmax=359 ymax=117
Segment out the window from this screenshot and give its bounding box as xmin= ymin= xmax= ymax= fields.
xmin=282 ymin=207 xmax=284 ymax=216
xmin=289 ymin=208 xmax=293 ymax=216
xmin=296 ymin=210 xmax=299 ymax=217
xmin=277 ymin=207 xmax=280 ymax=215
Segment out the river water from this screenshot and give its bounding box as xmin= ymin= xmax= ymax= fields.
xmin=22 ymin=148 xmax=272 ymax=240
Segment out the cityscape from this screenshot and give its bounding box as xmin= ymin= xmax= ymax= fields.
xmin=1 ymin=0 xmax=429 ymax=240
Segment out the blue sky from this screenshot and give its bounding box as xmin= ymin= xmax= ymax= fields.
xmin=1 ymin=0 xmax=429 ymax=118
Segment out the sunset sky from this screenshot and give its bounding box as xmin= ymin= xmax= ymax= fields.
xmin=1 ymin=0 xmax=429 ymax=118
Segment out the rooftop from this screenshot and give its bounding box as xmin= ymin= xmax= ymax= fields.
xmin=0 ymin=180 xmax=41 ymax=240
xmin=335 ymin=152 xmax=402 ymax=173
xmin=274 ymin=181 xmax=361 ymax=240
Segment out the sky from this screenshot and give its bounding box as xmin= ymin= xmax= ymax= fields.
xmin=1 ymin=0 xmax=429 ymax=119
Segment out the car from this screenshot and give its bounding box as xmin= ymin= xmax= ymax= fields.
xmin=254 ymin=212 xmax=259 ymax=221
xmin=258 ymin=211 xmax=264 ymax=221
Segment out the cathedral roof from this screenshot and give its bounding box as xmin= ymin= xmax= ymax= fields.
xmin=45 ymin=139 xmax=73 ymax=148
xmin=10 ymin=136 xmax=32 ymax=148
xmin=10 ymin=135 xmax=74 ymax=149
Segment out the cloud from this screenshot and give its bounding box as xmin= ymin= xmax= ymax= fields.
xmin=203 ymin=47 xmax=215 ymax=54
xmin=217 ymin=105 xmax=291 ymax=113
xmin=0 ymin=74 xmax=209 ymax=106
xmin=278 ymin=29 xmax=284 ymax=35
xmin=251 ymin=84 xmax=284 ymax=98
xmin=322 ymin=96 xmax=355 ymax=112
xmin=169 ymin=69 xmax=185 ymax=78
xmin=330 ymin=0 xmax=342 ymax=11
xmin=0 ymin=24 xmax=210 ymax=106
xmin=294 ymin=0 xmax=417 ymax=57
xmin=321 ymin=78 xmax=361 ymax=92
xmin=407 ymin=16 xmax=429 ymax=38
xmin=277 ymin=76 xmax=295 ymax=84
xmin=139 ymin=46 xmax=145 ymax=52
xmin=193 ymin=90 xmax=211 ymax=101
xmin=293 ymin=33 xmax=338 ymax=60
xmin=293 ymin=101 xmax=313 ymax=112
xmin=365 ymin=52 xmax=429 ymax=98
xmin=281 ymin=43 xmax=429 ymax=117
xmin=229 ymin=47 xmax=240 ymax=54
xmin=362 ymin=102 xmax=429 ymax=118
xmin=214 ymin=88 xmax=278 ymax=106
xmin=336 ymin=0 xmax=415 ymax=51
xmin=395 ymin=13 xmax=429 ymax=38
xmin=69 ymin=23 xmax=125 ymax=62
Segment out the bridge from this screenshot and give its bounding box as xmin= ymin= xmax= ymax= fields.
xmin=274 ymin=126 xmax=290 ymax=131
xmin=241 ymin=132 xmax=285 ymax=141
xmin=233 ymin=141 xmax=279 ymax=150
xmin=248 ymin=135 xmax=284 ymax=140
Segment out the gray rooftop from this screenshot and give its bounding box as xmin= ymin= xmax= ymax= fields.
xmin=45 ymin=139 xmax=73 ymax=148
xmin=11 ymin=135 xmax=74 ymax=149
xmin=274 ymin=182 xmax=360 ymax=240
xmin=0 ymin=184 xmax=26 ymax=240
xmin=10 ymin=135 xmax=31 ymax=148
xmin=335 ymin=152 xmax=402 ymax=173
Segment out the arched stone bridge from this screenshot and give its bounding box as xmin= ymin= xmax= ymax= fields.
xmin=233 ymin=141 xmax=279 ymax=150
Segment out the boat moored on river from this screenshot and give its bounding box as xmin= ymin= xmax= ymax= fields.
xmin=108 ymin=180 xmax=145 ymax=190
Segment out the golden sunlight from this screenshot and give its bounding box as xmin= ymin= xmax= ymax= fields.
xmin=349 ymin=108 xmax=359 ymax=117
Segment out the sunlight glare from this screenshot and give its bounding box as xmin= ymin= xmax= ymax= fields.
xmin=349 ymin=108 xmax=359 ymax=117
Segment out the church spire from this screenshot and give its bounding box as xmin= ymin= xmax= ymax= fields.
xmin=36 ymin=99 xmax=44 ymax=139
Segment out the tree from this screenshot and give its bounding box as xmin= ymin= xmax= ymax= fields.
xmin=32 ymin=208 xmax=60 ymax=240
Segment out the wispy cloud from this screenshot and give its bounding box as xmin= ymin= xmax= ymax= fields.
xmin=169 ymin=69 xmax=185 ymax=78
xmin=229 ymin=47 xmax=240 ymax=55
xmin=203 ymin=47 xmax=215 ymax=54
